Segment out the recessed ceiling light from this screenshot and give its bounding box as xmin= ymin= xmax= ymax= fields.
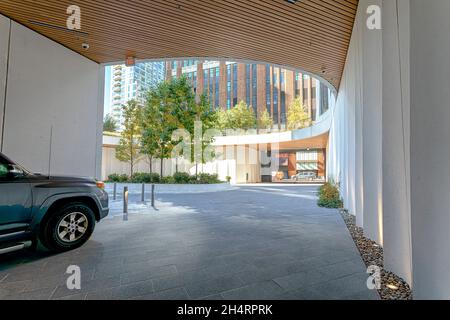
xmin=286 ymin=0 xmax=299 ymax=4
xmin=387 ymin=284 xmax=399 ymax=290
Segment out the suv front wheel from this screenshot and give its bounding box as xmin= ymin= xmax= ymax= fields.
xmin=40 ymin=202 xmax=96 ymax=252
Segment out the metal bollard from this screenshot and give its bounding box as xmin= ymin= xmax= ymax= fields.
xmin=151 ymin=184 xmax=155 ymax=208
xmin=141 ymin=183 xmax=145 ymax=202
xmin=113 ymin=183 xmax=117 ymax=200
xmin=123 ymin=186 xmax=128 ymax=221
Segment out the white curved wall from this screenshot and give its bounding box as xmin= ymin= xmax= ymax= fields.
xmin=409 ymin=0 xmax=450 ymax=299
xmin=328 ymin=0 xmax=409 ymax=282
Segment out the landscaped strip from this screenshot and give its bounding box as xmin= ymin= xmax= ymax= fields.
xmin=339 ymin=209 xmax=412 ymax=300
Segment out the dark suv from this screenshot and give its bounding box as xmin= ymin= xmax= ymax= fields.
xmin=0 ymin=152 xmax=108 ymax=254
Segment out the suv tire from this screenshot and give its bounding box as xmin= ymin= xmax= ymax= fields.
xmin=40 ymin=202 xmax=96 ymax=252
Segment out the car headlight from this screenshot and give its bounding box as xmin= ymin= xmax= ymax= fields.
xmin=96 ymin=181 xmax=105 ymax=189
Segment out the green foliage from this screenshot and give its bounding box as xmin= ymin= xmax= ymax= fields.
xmin=225 ymin=176 xmax=232 ymax=183
xmin=106 ymin=172 xmax=222 ymax=184
xmin=216 ymin=108 xmax=229 ymax=131
xmin=318 ymin=182 xmax=343 ymax=208
xmin=103 ymin=113 xmax=118 ymax=132
xmin=195 ymin=173 xmax=221 ymax=184
xmin=107 ymin=173 xmax=129 ymax=183
xmin=161 ymin=176 xmax=175 ymax=184
xmin=115 ymin=100 xmax=143 ymax=177
xmin=173 ymin=172 xmax=192 ymax=184
xmin=141 ymin=81 xmax=177 ymax=178
xmin=215 ymin=101 xmax=256 ymax=131
xmin=131 ymin=172 xmax=160 ymax=183
xmin=141 ymin=77 xmax=218 ymax=177
xmin=287 ymin=98 xmax=311 ymax=130
xmin=258 ymin=109 xmax=273 ymax=131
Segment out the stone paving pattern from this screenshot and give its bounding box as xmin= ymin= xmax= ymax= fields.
xmin=0 ymin=185 xmax=379 ymax=300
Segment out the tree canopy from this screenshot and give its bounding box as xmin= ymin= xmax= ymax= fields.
xmin=103 ymin=113 xmax=118 ymax=132
xmin=115 ymin=100 xmax=142 ymax=177
xmin=287 ymin=98 xmax=311 ymax=131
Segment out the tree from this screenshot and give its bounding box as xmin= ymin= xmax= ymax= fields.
xmin=115 ymin=100 xmax=142 ymax=177
xmin=258 ymin=109 xmax=274 ymax=131
xmin=215 ymin=101 xmax=256 ymax=131
xmin=183 ymin=94 xmax=218 ymax=177
xmin=141 ymin=80 xmax=179 ymax=177
xmin=103 ymin=113 xmax=118 ymax=132
xmin=228 ymin=101 xmax=256 ymax=130
xmin=216 ymin=108 xmax=229 ymax=131
xmin=287 ymin=97 xmax=311 ymax=130
xmin=142 ymin=77 xmax=219 ymax=179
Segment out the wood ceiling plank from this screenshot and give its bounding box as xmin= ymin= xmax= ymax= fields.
xmin=0 ymin=0 xmax=359 ymax=89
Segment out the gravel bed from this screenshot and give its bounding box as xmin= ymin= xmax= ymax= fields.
xmin=340 ymin=209 xmax=413 ymax=300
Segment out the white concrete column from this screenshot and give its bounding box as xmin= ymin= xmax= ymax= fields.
xmin=382 ymin=0 xmax=412 ymax=285
xmin=362 ymin=0 xmax=383 ymax=244
xmin=410 ymin=0 xmax=450 ymax=299
xmin=95 ymin=65 xmax=106 ymax=179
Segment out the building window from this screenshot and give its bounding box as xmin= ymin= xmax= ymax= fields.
xmin=193 ymin=71 xmax=197 ymax=93
xmin=204 ymin=69 xmax=209 ymax=95
xmin=246 ymin=64 xmax=251 ymax=106
xmin=215 ymin=67 xmax=219 ymax=108
xmin=210 ymin=70 xmax=214 ymax=108
xmin=280 ymin=69 xmax=286 ymax=124
xmin=295 ymin=72 xmax=301 ymax=98
xmin=233 ymin=64 xmax=238 ymax=107
xmin=273 ymin=69 xmax=278 ymax=124
xmin=320 ymin=83 xmax=329 ymax=114
xmin=252 ymin=64 xmax=257 ymax=114
xmin=227 ymin=65 xmax=231 ymax=109
xmin=265 ymin=65 xmax=271 ymax=113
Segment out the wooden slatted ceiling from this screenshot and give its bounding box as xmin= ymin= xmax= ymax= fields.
xmin=0 ymin=0 xmax=358 ymax=89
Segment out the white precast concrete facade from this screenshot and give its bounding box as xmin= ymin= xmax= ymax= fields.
xmin=409 ymin=0 xmax=450 ymax=299
xmin=328 ymin=0 xmax=450 ymax=298
xmin=327 ymin=0 xmax=412 ymax=287
xmin=0 ymin=14 xmax=103 ymax=178
xmin=382 ymin=0 xmax=412 ymax=288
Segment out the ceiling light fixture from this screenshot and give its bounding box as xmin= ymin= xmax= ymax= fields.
xmin=286 ymin=0 xmax=299 ymax=4
xmin=386 ymin=284 xmax=399 ymax=290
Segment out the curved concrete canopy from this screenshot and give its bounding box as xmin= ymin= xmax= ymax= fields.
xmin=0 ymin=0 xmax=358 ymax=89
xmin=213 ymin=108 xmax=332 ymax=149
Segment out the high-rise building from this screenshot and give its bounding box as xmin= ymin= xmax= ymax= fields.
xmin=106 ymin=62 xmax=165 ymax=123
xmin=166 ymin=60 xmax=334 ymax=130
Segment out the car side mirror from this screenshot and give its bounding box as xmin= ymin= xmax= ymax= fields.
xmin=7 ymin=164 xmax=25 ymax=179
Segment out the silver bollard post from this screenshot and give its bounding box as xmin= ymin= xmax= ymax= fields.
xmin=151 ymin=184 xmax=155 ymax=208
xmin=123 ymin=186 xmax=128 ymax=221
xmin=141 ymin=183 xmax=145 ymax=202
xmin=113 ymin=183 xmax=117 ymax=200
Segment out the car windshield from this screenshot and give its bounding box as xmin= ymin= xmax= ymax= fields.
xmin=0 ymin=153 xmax=32 ymax=177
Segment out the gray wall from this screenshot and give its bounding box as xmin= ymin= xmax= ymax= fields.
xmin=327 ymin=0 xmax=383 ymax=243
xmin=410 ymin=0 xmax=450 ymax=299
xmin=382 ymin=0 xmax=412 ymax=285
xmin=0 ymin=14 xmax=103 ymax=178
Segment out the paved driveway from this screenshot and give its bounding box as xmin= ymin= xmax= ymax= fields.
xmin=0 ymin=185 xmax=379 ymax=300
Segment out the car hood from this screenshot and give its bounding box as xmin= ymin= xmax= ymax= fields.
xmin=33 ymin=174 xmax=96 ymax=183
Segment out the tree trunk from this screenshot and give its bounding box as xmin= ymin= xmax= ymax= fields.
xmin=160 ymin=157 xmax=164 ymax=177
xmin=175 ymin=157 xmax=178 ymax=173
xmin=195 ymin=162 xmax=198 ymax=179
xmin=130 ymin=162 xmax=134 ymax=179
xmin=148 ymin=156 xmax=153 ymax=174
